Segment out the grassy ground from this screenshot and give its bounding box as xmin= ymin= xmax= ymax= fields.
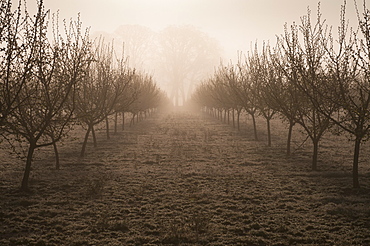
xmin=1 ymin=109 xmax=370 ymax=245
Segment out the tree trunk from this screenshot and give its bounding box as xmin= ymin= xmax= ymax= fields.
xmin=352 ymin=136 xmax=361 ymax=188
xmin=81 ymin=125 xmax=91 ymax=157
xmin=53 ymin=141 xmax=60 ymax=170
xmin=232 ymin=109 xmax=235 ymax=128
xmin=267 ymin=118 xmax=271 ymax=147
xmin=227 ymin=110 xmax=230 ymax=124
xmin=21 ymin=142 xmax=36 ymax=191
xmin=122 ymin=112 xmax=125 ymax=131
xmin=251 ymin=113 xmax=258 ymax=141
xmin=312 ymin=139 xmax=319 ymax=171
xmin=91 ymin=125 xmax=97 ymax=148
xmin=237 ymin=110 xmax=241 ymax=131
xmin=286 ymin=121 xmax=294 ymax=157
xmin=105 ymin=116 xmax=110 ymax=139
xmin=131 ymin=114 xmax=135 ymax=126
xmin=50 ymin=133 xmax=60 ymax=170
xmin=114 ymin=112 xmax=118 ymax=134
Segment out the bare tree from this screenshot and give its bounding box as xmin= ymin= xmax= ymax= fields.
xmin=278 ymin=6 xmax=336 ymax=170
xmin=235 ymin=57 xmax=260 ymax=141
xmin=248 ymin=43 xmax=277 ymax=146
xmin=127 ymin=72 xmax=163 ymax=124
xmin=222 ymin=64 xmax=245 ymax=131
xmin=0 ymin=0 xmax=33 ymax=129
xmin=191 ymin=82 xmax=217 ymax=116
xmin=157 ymin=25 xmax=220 ymax=106
xmin=75 ymin=39 xmax=132 ymax=157
xmin=266 ymin=47 xmax=302 ymax=156
xmin=211 ymin=64 xmax=244 ymax=128
xmin=113 ymin=70 xmax=137 ymax=133
xmin=113 ymin=25 xmax=155 ymax=71
xmin=310 ymin=1 xmax=370 ymax=188
xmin=1 ymin=0 xmax=91 ymax=190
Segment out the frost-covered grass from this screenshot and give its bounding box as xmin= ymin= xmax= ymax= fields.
xmin=1 ymin=110 xmax=370 ymax=245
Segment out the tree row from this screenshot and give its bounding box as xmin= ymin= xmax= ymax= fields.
xmin=0 ymin=0 xmax=168 ymax=190
xmin=192 ymin=2 xmax=370 ymax=188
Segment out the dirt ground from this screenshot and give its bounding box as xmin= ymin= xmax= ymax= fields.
xmin=1 ymin=109 xmax=370 ymax=245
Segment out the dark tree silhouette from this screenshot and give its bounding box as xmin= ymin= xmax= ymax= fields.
xmin=1 ymin=0 xmax=91 ymax=190
xmin=308 ymin=2 xmax=370 ymax=188
xmin=157 ymin=26 xmax=220 ymax=106
xmin=75 ymin=39 xmax=133 ymax=157
xmin=278 ymin=7 xmax=336 ymax=171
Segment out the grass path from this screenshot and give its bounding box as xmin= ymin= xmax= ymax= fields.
xmin=1 ymin=110 xmax=370 ymax=245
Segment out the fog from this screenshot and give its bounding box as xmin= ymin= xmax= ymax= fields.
xmin=33 ymin=0 xmax=359 ymax=59
xmin=20 ymin=0 xmax=361 ymax=103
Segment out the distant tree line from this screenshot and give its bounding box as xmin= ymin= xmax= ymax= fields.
xmin=191 ymin=1 xmax=370 ymax=189
xmin=0 ymin=0 xmax=169 ymax=191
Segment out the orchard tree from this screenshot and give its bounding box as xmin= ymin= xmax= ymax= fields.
xmin=113 ymin=68 xmax=137 ymax=133
xmin=75 ymin=39 xmax=132 ymax=157
xmin=0 ymin=0 xmax=33 ymax=129
xmin=128 ymin=72 xmax=162 ymax=124
xmin=311 ymin=2 xmax=370 ymax=188
xmin=248 ymin=44 xmax=277 ymax=146
xmin=207 ymin=80 xmax=226 ymax=121
xmin=191 ymin=82 xmax=216 ymax=115
xmin=278 ymin=7 xmax=336 ymax=171
xmin=2 ymin=0 xmax=91 ymax=190
xmin=104 ymin=58 xmax=134 ymax=140
xmin=235 ymin=56 xmax=259 ymax=140
xmin=211 ymin=65 xmax=244 ymax=127
xmin=222 ymin=64 xmax=245 ymax=130
xmin=266 ymin=47 xmax=302 ymax=156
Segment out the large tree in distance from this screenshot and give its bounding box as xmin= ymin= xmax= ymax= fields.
xmin=91 ymin=25 xmax=156 ymax=76
xmin=91 ymin=25 xmax=221 ymax=107
xmin=157 ymin=25 xmax=221 ymax=106
xmin=113 ymin=25 xmax=155 ymax=70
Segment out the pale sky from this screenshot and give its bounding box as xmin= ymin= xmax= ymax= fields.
xmin=25 ymin=0 xmax=361 ymax=61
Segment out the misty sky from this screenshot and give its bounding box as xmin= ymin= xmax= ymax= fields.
xmin=29 ymin=0 xmax=361 ymax=61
